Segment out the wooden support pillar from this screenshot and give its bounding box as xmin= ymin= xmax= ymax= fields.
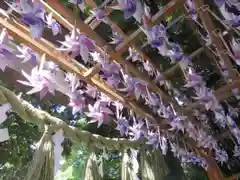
xmin=205 ymin=157 xmax=225 ymax=180
xmin=195 ymin=0 xmax=237 ymax=79
xmin=196 ymin=150 xmax=225 ymax=180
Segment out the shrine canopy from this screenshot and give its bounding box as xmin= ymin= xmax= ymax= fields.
xmin=0 ymin=0 xmax=240 ymax=180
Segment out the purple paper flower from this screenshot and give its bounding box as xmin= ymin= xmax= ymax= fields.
xmin=7 ymin=0 xmax=45 ymax=38
xmin=98 ymin=93 xmax=113 ymax=105
xmin=100 ymin=61 xmax=121 ymax=77
xmin=120 ymin=74 xmax=147 ymax=100
xmin=193 ymin=86 xmax=219 ymax=110
xmin=146 ymin=131 xmax=161 ymax=148
xmin=196 ymin=129 xmax=217 ymax=150
xmin=218 ymin=1 xmax=240 ymax=28
xmin=170 ymin=143 xmax=207 ymax=168
xmin=85 ymin=85 xmax=99 ymax=99
xmin=145 ymin=88 xmax=159 ymax=107
xmin=185 ymin=68 xmax=204 ymax=88
xmin=99 ymin=61 xmax=121 ymax=88
xmin=91 ymin=9 xmax=108 ymax=24
xmin=116 ymin=116 xmax=129 ymax=136
xmin=166 ymin=43 xmax=184 ymax=63
xmin=129 ymin=119 xmax=146 ymax=140
xmin=58 ymin=28 xmax=95 ymax=63
xmin=18 ymin=66 xmax=56 ymax=99
xmin=233 ymin=145 xmax=240 ymax=157
xmin=110 ymin=32 xmax=123 ymax=45
xmin=46 ymin=61 xmax=59 ymax=73
xmin=227 ymin=105 xmax=240 ymax=118
xmin=86 ymin=100 xmax=113 ymax=128
xmin=185 ymin=0 xmax=197 ymax=20
xmin=169 ymin=115 xmax=186 ymax=133
xmin=45 ymin=13 xmax=61 ymax=36
xmin=213 ymin=108 xmax=227 ymax=128
xmin=153 ymin=71 xmax=165 ymax=86
xmin=215 ymin=149 xmax=228 ymax=164
xmin=231 ymin=38 xmax=240 ymax=65
xmin=143 ymin=61 xmax=155 ymax=76
xmin=146 ymin=25 xmax=166 ymax=49
xmin=157 ymin=105 xmax=175 ymax=120
xmin=227 ymin=115 xmax=240 ymax=144
xmin=68 ymin=90 xmax=85 ymax=114
xmin=115 ymin=0 xmax=137 ymax=20
xmin=127 ymin=47 xmax=143 ymax=63
xmin=16 ymin=44 xmax=37 ymax=64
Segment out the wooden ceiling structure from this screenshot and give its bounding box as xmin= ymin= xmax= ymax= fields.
xmin=0 ymin=0 xmax=240 ymax=179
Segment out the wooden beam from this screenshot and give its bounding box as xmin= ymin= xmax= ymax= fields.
xmin=83 ymin=64 xmax=101 ymax=78
xmin=195 ymin=0 xmax=237 ymax=79
xmin=163 ymin=47 xmax=205 ymax=78
xmin=115 ymin=0 xmax=185 ymax=54
xmin=196 ymin=150 xmax=225 ymax=180
xmin=185 ymin=77 xmax=240 ymax=111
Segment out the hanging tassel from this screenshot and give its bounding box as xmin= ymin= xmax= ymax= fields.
xmin=26 ymin=126 xmax=54 ymax=180
xmin=83 ymin=152 xmax=103 ymax=180
xmin=121 ymin=149 xmax=139 ymax=180
xmin=140 ymin=147 xmax=168 ymax=180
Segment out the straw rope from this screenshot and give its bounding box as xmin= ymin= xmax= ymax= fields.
xmin=26 ymin=125 xmax=54 ymax=180
xmin=0 ymin=85 xmax=145 ymax=150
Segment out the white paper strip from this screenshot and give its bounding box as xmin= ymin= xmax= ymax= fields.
xmin=0 ymin=128 xmax=9 ymax=142
xmin=52 ymin=129 xmax=64 ymax=175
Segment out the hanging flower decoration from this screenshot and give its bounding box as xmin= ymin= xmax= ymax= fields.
xmin=58 ymin=28 xmax=95 ymax=63
xmin=129 ymin=119 xmax=147 ymax=140
xmin=193 ymin=86 xmax=219 ymax=110
xmin=44 ymin=13 xmax=62 ymax=36
xmin=213 ymin=106 xmax=227 ymax=128
xmin=116 ymin=115 xmax=130 ymax=136
xmin=170 ymin=143 xmax=208 ymax=168
xmin=7 ymin=0 xmax=61 ymax=38
xmin=7 ymin=0 xmax=45 ymax=38
xmin=91 ymin=9 xmax=109 ymax=24
xmin=185 ymin=0 xmax=198 ymax=20
xmin=217 ymin=0 xmax=240 ymax=28
xmin=144 ymin=24 xmax=167 ymax=53
xmin=18 ymin=65 xmax=57 ymax=99
xmin=226 ymin=115 xmax=240 ymax=145
xmin=215 ymin=148 xmax=228 ymax=164
xmin=2 ymin=0 xmax=240 ymax=171
xmin=120 ymin=74 xmax=148 ymax=100
xmin=112 ymin=0 xmax=144 ymax=23
xmin=16 ymin=44 xmax=37 ymax=64
xmin=185 ymin=68 xmax=204 ymax=88
xmin=110 ymin=32 xmax=123 ymax=45
xmin=230 ymin=38 xmax=240 ymax=66
xmin=68 ymin=90 xmax=85 ymax=115
xmin=86 ymin=100 xmax=114 ymax=128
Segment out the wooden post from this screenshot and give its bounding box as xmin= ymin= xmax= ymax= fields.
xmin=195 ymin=0 xmax=237 ymax=79
xmin=196 ymin=150 xmax=225 ymax=180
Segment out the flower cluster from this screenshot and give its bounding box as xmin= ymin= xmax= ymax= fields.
xmin=3 ymin=0 xmax=239 ymax=170
xmin=7 ymin=0 xmax=61 ymax=38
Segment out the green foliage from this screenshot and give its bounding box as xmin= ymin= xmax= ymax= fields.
xmin=55 ymin=144 xmax=89 ymax=180
xmin=183 ymin=164 xmax=209 ymax=180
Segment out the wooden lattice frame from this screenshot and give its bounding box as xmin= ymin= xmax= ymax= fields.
xmin=0 ymin=0 xmax=240 ymax=179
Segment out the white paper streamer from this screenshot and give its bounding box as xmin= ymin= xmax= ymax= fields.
xmin=0 ymin=103 xmax=11 ymax=142
xmin=52 ymin=129 xmax=64 ymax=175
